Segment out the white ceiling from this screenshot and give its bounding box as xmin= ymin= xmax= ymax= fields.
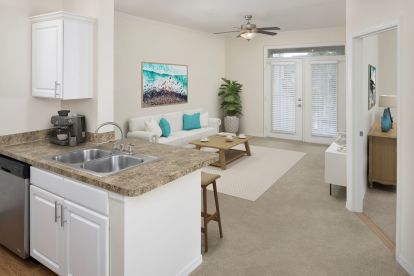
xmin=115 ymin=0 xmax=346 ymax=33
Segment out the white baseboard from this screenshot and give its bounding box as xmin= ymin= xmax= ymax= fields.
xmin=245 ymin=132 xmax=265 ymax=138
xmin=176 ymin=255 xmax=202 ymax=276
xmin=397 ymin=253 xmax=414 ymax=276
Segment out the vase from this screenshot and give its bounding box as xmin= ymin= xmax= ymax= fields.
xmin=224 ymin=116 xmax=239 ymax=133
xmin=381 ymin=108 xmax=392 ymax=132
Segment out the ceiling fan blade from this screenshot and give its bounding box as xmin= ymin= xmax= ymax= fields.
xmin=257 ymin=27 xmax=280 ymax=31
xmin=214 ymin=30 xmax=240 ymax=34
xmin=257 ymin=30 xmax=278 ymax=36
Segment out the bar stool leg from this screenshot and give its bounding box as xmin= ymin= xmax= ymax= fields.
xmin=202 ymin=186 xmax=208 ymax=252
xmin=213 ymin=181 xmax=223 ymax=238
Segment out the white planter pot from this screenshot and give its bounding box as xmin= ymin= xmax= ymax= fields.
xmin=224 ymin=116 xmax=240 ymax=133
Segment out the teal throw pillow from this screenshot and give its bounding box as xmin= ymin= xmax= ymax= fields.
xmin=159 ymin=118 xmax=171 ymax=137
xmin=183 ymin=113 xmax=201 ymax=130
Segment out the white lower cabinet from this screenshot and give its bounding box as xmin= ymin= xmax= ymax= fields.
xmin=30 ymin=171 xmax=109 ymax=276
xmin=64 ymin=200 xmax=108 ymax=276
xmin=30 ymin=185 xmax=65 ymax=275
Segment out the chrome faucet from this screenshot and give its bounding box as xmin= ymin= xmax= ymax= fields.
xmin=95 ymin=122 xmax=125 ymax=151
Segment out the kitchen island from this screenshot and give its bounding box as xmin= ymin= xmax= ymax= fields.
xmin=0 ymin=136 xmax=218 ymax=276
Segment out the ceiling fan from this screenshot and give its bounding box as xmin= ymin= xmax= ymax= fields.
xmin=214 ymin=15 xmax=280 ymax=41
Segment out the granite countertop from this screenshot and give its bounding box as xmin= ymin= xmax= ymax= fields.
xmin=0 ymin=139 xmax=218 ymax=196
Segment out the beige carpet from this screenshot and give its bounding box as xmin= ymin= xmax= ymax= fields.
xmin=192 ymin=138 xmax=407 ymax=276
xmin=202 ymin=145 xmax=305 ymax=201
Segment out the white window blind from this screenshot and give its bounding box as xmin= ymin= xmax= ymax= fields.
xmin=311 ymin=62 xmax=337 ymax=137
xmin=271 ymin=63 xmax=296 ymax=134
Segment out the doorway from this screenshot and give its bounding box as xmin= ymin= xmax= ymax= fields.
xmin=348 ymin=23 xmax=400 ymax=253
xmin=264 ymin=45 xmax=346 ymax=144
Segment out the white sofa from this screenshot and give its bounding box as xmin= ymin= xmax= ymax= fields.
xmin=127 ymin=109 xmax=221 ymax=146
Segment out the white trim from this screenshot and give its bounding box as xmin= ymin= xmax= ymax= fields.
xmin=30 ymin=11 xmax=96 ymax=23
xmin=245 ymin=132 xmax=265 ymax=138
xmin=347 ymin=20 xmax=408 ymax=273
xmin=175 ymin=255 xmax=202 ymax=276
xmin=396 ymin=254 xmax=414 ymax=276
xmin=263 ymin=42 xmax=346 ymax=53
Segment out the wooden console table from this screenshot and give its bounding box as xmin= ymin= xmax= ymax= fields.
xmin=368 ymin=122 xmax=397 ymax=187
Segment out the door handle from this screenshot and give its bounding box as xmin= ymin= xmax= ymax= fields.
xmin=297 ymin=104 xmax=302 ymax=107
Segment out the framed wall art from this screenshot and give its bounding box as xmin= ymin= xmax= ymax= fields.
xmin=368 ymin=64 xmax=376 ymax=110
xmin=141 ymin=62 xmax=188 ymax=107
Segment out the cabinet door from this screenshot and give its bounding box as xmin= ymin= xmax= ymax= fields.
xmin=30 ymin=185 xmax=65 ymax=275
xmin=32 ymin=19 xmax=63 ymax=98
xmin=64 ymin=200 xmax=109 ymax=276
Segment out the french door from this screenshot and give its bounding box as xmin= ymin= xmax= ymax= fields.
xmin=265 ymin=57 xmax=345 ymax=144
xmin=268 ymin=60 xmax=303 ymax=140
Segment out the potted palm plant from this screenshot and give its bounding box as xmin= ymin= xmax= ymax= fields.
xmin=218 ymin=78 xmax=242 ymax=133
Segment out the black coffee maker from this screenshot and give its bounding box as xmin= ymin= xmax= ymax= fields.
xmin=49 ymin=110 xmax=86 ymax=146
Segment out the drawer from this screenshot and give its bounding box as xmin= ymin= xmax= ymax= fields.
xmin=31 ymin=167 xmax=64 ymax=192
xmin=30 ymin=167 xmax=108 ymax=215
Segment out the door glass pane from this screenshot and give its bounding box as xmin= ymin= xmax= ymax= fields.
xmin=271 ymin=64 xmax=296 ymax=134
xmin=311 ymin=62 xmax=337 ymax=137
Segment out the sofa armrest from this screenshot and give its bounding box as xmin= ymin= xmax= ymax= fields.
xmin=127 ymin=131 xmax=159 ymax=143
xmin=208 ymin=118 xmax=222 ymax=132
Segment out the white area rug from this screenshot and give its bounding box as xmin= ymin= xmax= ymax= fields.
xmin=202 ymin=145 xmax=306 ymax=201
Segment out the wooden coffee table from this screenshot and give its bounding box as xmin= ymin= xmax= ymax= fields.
xmin=190 ymin=135 xmax=253 ymax=170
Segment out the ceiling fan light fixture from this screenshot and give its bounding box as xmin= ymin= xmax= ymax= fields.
xmin=240 ymin=31 xmax=257 ymax=40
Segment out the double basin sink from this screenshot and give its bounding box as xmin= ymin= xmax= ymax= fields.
xmin=50 ymin=148 xmax=158 ymax=177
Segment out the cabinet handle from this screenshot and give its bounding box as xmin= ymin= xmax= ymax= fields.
xmin=54 ymin=81 xmax=60 ymax=98
xmin=54 ymin=201 xmax=60 ymax=223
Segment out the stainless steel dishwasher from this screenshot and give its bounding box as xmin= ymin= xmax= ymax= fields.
xmin=0 ymin=154 xmax=30 ymax=259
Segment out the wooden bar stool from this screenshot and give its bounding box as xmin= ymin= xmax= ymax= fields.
xmin=201 ymin=172 xmax=223 ymax=253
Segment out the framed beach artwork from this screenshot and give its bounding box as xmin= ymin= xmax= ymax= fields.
xmin=141 ymin=62 xmax=188 ymax=107
xmin=368 ymin=64 xmax=376 ymax=110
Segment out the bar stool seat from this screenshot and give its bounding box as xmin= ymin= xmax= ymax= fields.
xmin=201 ymin=172 xmax=223 ymax=253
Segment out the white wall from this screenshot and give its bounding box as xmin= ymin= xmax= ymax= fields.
xmin=347 ymin=0 xmax=414 ymax=273
xmin=0 ymin=0 xmax=62 ymax=135
xmin=61 ymin=0 xmax=114 ymax=132
xmin=378 ymin=29 xmax=398 ymax=120
xmin=357 ymin=35 xmax=379 ymax=205
xmin=114 ymin=12 xmax=225 ymax=132
xmin=378 ymin=30 xmax=397 ymax=96
xmin=225 ymin=27 xmax=346 ymax=136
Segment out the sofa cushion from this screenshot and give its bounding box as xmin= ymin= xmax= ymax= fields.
xmin=183 ymin=113 xmax=201 ymax=130
xmin=189 ymin=127 xmax=217 ymax=139
xmin=163 ymin=111 xmax=183 ymax=132
xmin=159 ymin=118 xmax=171 ymax=137
xmin=129 ymin=115 xmax=161 ymax=131
xmin=171 ymin=131 xmax=196 ymax=144
xmin=158 ymin=135 xmax=183 ymax=146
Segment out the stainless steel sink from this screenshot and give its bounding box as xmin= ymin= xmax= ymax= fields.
xmin=52 ymin=148 xmax=112 ymax=164
xmin=50 ymin=148 xmax=158 ymax=177
xmin=81 ymin=155 xmax=147 ymax=175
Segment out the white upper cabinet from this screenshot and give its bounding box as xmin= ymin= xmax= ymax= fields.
xmin=31 ymin=12 xmax=94 ymax=100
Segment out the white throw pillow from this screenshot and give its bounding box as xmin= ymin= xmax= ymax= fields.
xmin=145 ymin=118 xmax=162 ymax=137
xmin=200 ymin=112 xmax=209 ymax=128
